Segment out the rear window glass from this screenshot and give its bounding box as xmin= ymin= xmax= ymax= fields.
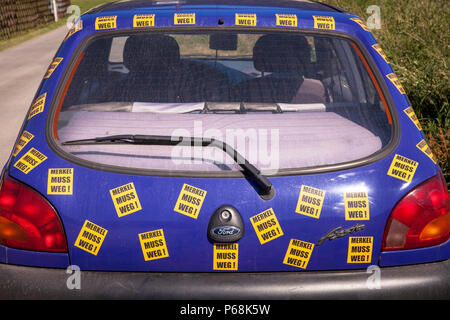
xmin=56 ymin=31 xmax=392 ymax=174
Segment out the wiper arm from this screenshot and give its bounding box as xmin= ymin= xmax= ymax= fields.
xmin=62 ymin=135 xmax=273 ymax=196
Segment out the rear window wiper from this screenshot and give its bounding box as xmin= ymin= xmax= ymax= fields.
xmin=62 ymin=135 xmax=273 ymax=196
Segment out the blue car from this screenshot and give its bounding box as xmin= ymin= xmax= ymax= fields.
xmin=0 ymin=0 xmax=448 ymax=299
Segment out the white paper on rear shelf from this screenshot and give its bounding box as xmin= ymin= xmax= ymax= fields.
xmin=278 ymin=103 xmax=326 ymax=112
xmin=131 ymin=102 xmax=205 ymax=113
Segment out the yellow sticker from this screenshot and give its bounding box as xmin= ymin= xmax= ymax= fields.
xmin=109 ymin=182 xmax=142 ymax=218
xmin=283 ymin=239 xmax=314 ymax=269
xmin=386 ymin=73 xmax=406 ymax=94
xmin=174 ymin=13 xmax=195 ymax=25
xmin=235 ymin=13 xmax=257 ymax=26
xmin=12 ymin=131 xmax=34 ymax=157
xmin=174 ymin=184 xmax=207 ymax=219
xmin=65 ymin=20 xmax=83 ymax=41
xmin=139 ymin=229 xmax=169 ymax=261
xmin=345 ymin=191 xmax=370 ymax=220
xmin=416 ymin=139 xmax=437 ymax=164
xmin=95 ymin=16 xmax=117 ymax=30
xmin=387 ymin=154 xmax=419 ymax=183
xmin=276 ymin=14 xmax=297 ymax=27
xmin=74 ymin=220 xmax=108 ymax=256
xmin=403 ymin=106 xmax=422 ymax=131
xmin=13 ymin=148 xmax=47 ymax=174
xmin=295 ymin=185 xmax=326 ymax=219
xmin=350 ymin=17 xmax=370 ymax=31
xmin=250 ymin=208 xmax=284 ymax=244
xmin=28 ymin=93 xmax=46 ymax=120
xmin=313 ymin=16 xmax=335 ymax=30
xmin=44 ymin=58 xmax=63 ymax=79
xmin=133 ymin=14 xmax=155 ymax=28
xmin=372 ymin=43 xmax=390 ymax=64
xmin=347 ymin=236 xmax=373 ymax=263
xmin=47 ymin=168 xmax=74 ymax=195
xmin=213 ymin=243 xmax=238 ymax=271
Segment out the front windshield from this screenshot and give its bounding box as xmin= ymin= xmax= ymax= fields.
xmin=56 ymin=31 xmax=392 ymax=174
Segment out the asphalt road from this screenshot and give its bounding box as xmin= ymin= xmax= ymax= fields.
xmin=0 ymin=26 xmax=68 ymax=170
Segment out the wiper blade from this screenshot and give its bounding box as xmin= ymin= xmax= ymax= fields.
xmin=62 ymin=135 xmax=273 ymax=196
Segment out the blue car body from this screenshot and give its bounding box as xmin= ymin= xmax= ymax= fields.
xmin=0 ymin=0 xmax=448 ymax=299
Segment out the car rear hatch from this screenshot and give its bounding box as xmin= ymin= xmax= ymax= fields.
xmin=3 ymin=8 xmax=446 ymax=272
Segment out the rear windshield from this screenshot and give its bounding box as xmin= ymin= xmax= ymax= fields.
xmin=56 ymin=31 xmax=392 ymax=174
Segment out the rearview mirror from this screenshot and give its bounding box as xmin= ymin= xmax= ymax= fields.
xmin=209 ymin=33 xmax=238 ymax=51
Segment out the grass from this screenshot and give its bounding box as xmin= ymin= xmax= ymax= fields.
xmin=74 ymin=0 xmax=116 ymax=14
xmin=0 ymin=19 xmax=66 ymax=52
xmin=0 ymin=0 xmax=117 ymax=52
xmin=324 ymin=0 xmax=449 ymax=185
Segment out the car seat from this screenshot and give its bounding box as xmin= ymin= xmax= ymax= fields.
xmin=120 ymin=34 xmax=181 ymax=102
xmin=233 ymin=34 xmax=326 ymax=104
xmin=62 ymin=37 xmax=113 ymax=108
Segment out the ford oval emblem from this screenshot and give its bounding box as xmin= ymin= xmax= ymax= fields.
xmin=212 ymin=226 xmax=240 ymax=237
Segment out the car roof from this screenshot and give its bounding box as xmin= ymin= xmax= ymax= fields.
xmin=88 ymin=0 xmax=346 ymax=14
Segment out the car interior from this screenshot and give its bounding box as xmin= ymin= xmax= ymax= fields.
xmin=57 ymin=31 xmax=392 ymax=171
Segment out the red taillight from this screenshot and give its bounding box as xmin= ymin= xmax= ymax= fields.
xmin=0 ymin=174 xmax=67 ymax=252
xmin=382 ymin=172 xmax=450 ymax=251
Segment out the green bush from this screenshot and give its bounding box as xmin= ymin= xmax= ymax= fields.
xmin=325 ymin=0 xmax=449 ymax=183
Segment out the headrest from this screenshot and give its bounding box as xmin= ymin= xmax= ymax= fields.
xmin=82 ymin=38 xmax=112 ymax=72
xmin=253 ymin=34 xmax=311 ymax=73
xmin=123 ymin=34 xmax=180 ymax=73
xmin=85 ymin=38 xmax=111 ymax=59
